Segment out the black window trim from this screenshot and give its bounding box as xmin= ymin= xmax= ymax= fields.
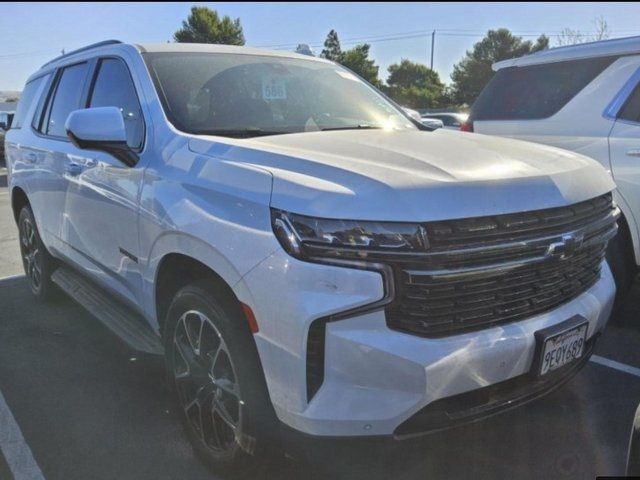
xmin=30 ymin=73 xmax=55 ymax=133
xmin=615 ymin=82 xmax=640 ymax=126
xmin=33 ymin=59 xmax=94 ymax=141
xmin=85 ymin=55 xmax=147 ymax=153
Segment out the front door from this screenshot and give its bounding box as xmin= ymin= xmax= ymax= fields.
xmin=62 ymin=57 xmax=147 ymax=306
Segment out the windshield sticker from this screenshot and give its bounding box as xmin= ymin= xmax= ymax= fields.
xmin=262 ymin=76 xmax=287 ymax=100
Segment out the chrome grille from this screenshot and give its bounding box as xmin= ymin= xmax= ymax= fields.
xmin=386 ymin=193 xmax=618 ymax=337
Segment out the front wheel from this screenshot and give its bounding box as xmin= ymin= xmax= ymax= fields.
xmin=163 ymin=280 xmax=279 ymax=473
xmin=18 ymin=206 xmax=57 ymax=300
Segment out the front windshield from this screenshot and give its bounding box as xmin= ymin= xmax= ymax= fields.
xmin=143 ymin=52 xmax=416 ymax=137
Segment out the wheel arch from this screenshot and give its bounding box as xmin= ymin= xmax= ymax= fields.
xmin=153 ymin=251 xmax=243 ymax=338
xmin=613 ymin=191 xmax=639 ymax=266
xmin=10 ymin=186 xmax=30 ymax=224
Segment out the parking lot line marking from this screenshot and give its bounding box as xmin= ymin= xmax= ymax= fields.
xmin=0 ymin=274 xmax=26 ymax=285
xmin=0 ymin=389 xmax=46 ymax=480
xmin=591 ymin=355 xmax=640 ymax=378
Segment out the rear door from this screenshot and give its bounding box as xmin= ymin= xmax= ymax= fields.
xmin=609 ymin=83 xmax=640 ymax=230
xmin=24 ymin=63 xmax=91 ymax=249
xmin=62 ymin=56 xmax=147 ymax=306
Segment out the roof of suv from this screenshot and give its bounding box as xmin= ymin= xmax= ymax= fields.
xmin=136 ymin=42 xmax=328 ymax=62
xmin=39 ymin=40 xmax=329 ymax=71
xmin=493 ymin=35 xmax=640 ymax=71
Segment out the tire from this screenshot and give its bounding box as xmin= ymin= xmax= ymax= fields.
xmin=606 ymin=221 xmax=637 ymax=311
xmin=163 ymin=279 xmax=279 ymax=474
xmin=18 ymin=205 xmax=58 ymax=301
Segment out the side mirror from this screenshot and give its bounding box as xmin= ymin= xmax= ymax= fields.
xmin=0 ymin=121 xmax=7 ymax=131
xmin=65 ymin=107 xmax=137 ymax=166
xmin=401 ymin=107 xmax=423 ymax=123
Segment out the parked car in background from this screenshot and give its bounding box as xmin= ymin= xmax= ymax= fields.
xmin=0 ymin=111 xmax=15 ymax=163
xmin=423 ymin=112 xmax=468 ymax=130
xmin=465 ymin=35 xmax=640 ymax=305
xmin=7 ymin=41 xmax=618 ymax=473
xmin=420 ymin=117 xmax=444 ymax=129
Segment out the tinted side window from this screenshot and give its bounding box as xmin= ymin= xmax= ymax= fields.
xmin=619 ymin=85 xmax=640 ymax=123
xmin=45 ymin=62 xmax=89 ymax=137
xmin=471 ymin=56 xmax=615 ymax=121
xmin=12 ymin=76 xmax=45 ymax=129
xmin=89 ymin=58 xmax=144 ymax=149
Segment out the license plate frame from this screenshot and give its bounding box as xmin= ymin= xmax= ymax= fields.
xmin=533 ymin=315 xmax=589 ymax=377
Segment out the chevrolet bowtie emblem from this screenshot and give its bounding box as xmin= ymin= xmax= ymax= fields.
xmin=547 ymin=233 xmax=584 ymax=259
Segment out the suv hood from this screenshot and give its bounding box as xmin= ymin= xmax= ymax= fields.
xmin=189 ymin=129 xmax=614 ymax=222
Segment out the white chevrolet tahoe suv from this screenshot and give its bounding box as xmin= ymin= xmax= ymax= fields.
xmin=5 ymin=41 xmax=618 ymax=471
xmin=465 ymin=36 xmax=640 ymax=305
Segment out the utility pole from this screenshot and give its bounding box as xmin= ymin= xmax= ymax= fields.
xmin=430 ymin=30 xmax=435 ymax=70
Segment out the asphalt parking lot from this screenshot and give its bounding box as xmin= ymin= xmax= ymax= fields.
xmin=1 ymin=177 xmax=640 ymax=479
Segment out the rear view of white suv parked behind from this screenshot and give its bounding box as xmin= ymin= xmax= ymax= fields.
xmin=5 ymin=41 xmax=618 ymax=472
xmin=465 ymin=36 xmax=640 ymax=304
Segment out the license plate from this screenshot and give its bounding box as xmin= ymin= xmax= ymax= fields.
xmin=536 ymin=319 xmax=588 ymax=376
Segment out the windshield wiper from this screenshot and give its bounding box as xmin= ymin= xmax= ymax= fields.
xmin=191 ymin=128 xmax=288 ymax=138
xmin=320 ymin=124 xmax=382 ymax=132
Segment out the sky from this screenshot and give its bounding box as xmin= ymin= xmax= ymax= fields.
xmin=1 ymin=2 xmax=640 ymax=91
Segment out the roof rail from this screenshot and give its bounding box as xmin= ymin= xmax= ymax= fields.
xmin=41 ymin=40 xmax=123 ymax=69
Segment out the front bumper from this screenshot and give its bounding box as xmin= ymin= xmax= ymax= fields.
xmin=234 ymin=250 xmax=615 ymax=437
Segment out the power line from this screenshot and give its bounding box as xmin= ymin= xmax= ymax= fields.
xmin=256 ymin=28 xmax=640 ymax=51
xmin=0 ymin=49 xmax=60 ymax=60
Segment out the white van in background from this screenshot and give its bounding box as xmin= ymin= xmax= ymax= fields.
xmin=465 ymin=36 xmax=640 ymax=303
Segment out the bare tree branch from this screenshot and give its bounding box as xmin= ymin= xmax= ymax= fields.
xmin=556 ymin=16 xmax=610 ymax=46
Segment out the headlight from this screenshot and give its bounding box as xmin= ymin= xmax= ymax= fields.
xmin=271 ymin=209 xmax=428 ymax=261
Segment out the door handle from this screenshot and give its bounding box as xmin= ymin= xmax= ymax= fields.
xmin=25 ymin=153 xmax=37 ymax=163
xmin=65 ymin=162 xmax=84 ymax=176
xmin=627 ymin=149 xmax=640 ymax=158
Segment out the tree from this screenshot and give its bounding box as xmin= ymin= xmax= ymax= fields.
xmin=556 ymin=16 xmax=610 ymax=46
xmin=340 ymin=44 xmax=380 ymax=86
xmin=320 ymin=30 xmax=380 ymax=86
xmin=384 ymin=59 xmax=446 ymax=109
xmin=174 ymin=6 xmax=245 ymax=45
xmin=321 ymin=29 xmax=342 ymax=61
xmin=450 ymin=29 xmax=549 ymax=106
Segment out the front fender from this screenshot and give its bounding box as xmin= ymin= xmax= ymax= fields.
xmin=138 ymin=139 xmax=280 ymax=328
xmin=143 ymin=231 xmax=247 ymax=327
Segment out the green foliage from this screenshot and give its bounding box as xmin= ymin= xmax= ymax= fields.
xmin=384 ymin=59 xmax=446 ymax=109
xmin=321 ymin=30 xmax=342 ymax=61
xmin=340 ymin=44 xmax=380 ymax=86
xmin=174 ymin=6 xmax=245 ymax=45
xmin=450 ymin=29 xmax=549 ymax=106
xmin=320 ymin=30 xmax=380 ymax=85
